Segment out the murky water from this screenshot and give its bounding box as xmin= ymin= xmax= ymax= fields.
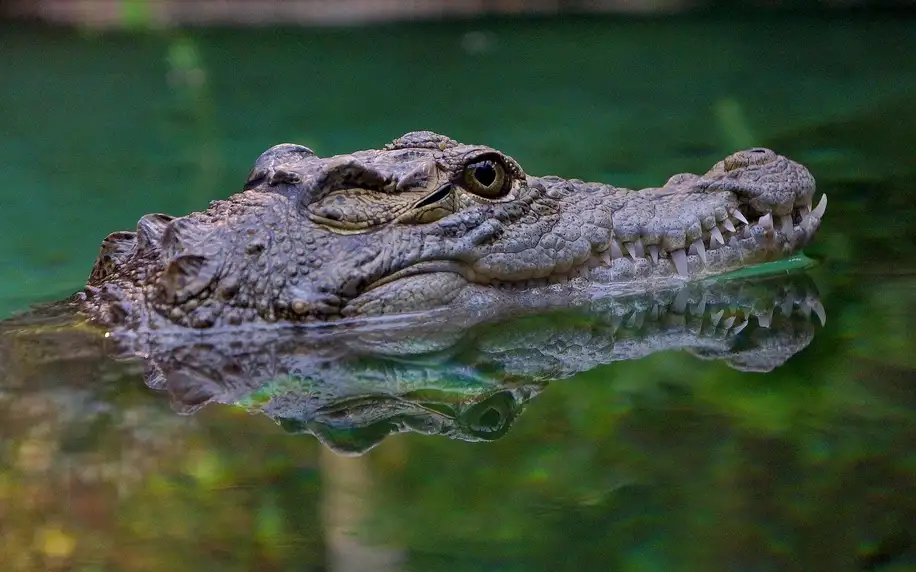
xmin=2 ymin=15 xmax=915 ymax=571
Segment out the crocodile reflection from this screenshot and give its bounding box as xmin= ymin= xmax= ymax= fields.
xmin=130 ymin=271 xmax=825 ymax=454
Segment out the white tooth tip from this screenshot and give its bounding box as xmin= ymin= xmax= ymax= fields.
xmin=625 ymin=242 xmax=638 ymax=260
xmin=723 ymin=219 xmax=736 ymax=232
xmin=759 ymin=213 xmax=773 ymax=229
xmin=812 ymin=194 xmax=827 ymax=219
xmin=649 ymin=244 xmax=659 ymax=264
xmin=733 ymin=210 xmax=749 ymax=225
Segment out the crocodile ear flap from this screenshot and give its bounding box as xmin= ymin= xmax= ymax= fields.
xmin=136 ymin=213 xmax=175 ymax=254
xmin=155 ymin=254 xmax=220 ymax=304
xmin=664 ymin=173 xmax=700 ymax=190
xmin=161 ymin=218 xmax=212 ymax=260
xmin=90 ymin=231 xmax=137 ymax=282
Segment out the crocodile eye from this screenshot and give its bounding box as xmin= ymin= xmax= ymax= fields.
xmin=462 ymin=158 xmax=508 ymax=198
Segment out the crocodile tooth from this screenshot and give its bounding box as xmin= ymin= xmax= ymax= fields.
xmin=732 ymin=210 xmax=749 ymax=225
xmin=710 ymin=226 xmax=725 ymax=245
xmin=634 ymin=238 xmax=645 ymax=258
xmin=811 ymin=299 xmax=827 ymax=325
xmin=709 ymin=309 xmax=724 ymax=327
xmin=780 ymin=215 xmax=794 ymax=237
xmin=624 ymin=242 xmax=638 ymax=260
xmin=758 ymin=213 xmax=773 ymax=229
xmin=610 ymin=240 xmax=624 ymax=259
xmin=691 ymin=239 xmax=707 ymax=265
xmin=721 ymin=315 xmax=737 ymax=330
xmin=723 ymin=219 xmax=736 ymax=233
xmin=812 ymin=194 xmax=827 ymax=219
xmin=670 ymin=249 xmax=689 ymax=277
xmin=600 ymin=251 xmax=612 ymax=265
xmin=649 ymin=244 xmax=659 ymax=264
xmin=732 ymin=318 xmax=749 ymax=335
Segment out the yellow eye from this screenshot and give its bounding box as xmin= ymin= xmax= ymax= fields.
xmin=462 ymin=158 xmax=508 ymax=198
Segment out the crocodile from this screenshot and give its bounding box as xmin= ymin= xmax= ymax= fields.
xmin=79 ymin=131 xmax=826 ymax=329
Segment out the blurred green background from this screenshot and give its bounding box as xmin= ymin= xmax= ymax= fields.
xmin=1 ymin=1 xmax=916 ymax=571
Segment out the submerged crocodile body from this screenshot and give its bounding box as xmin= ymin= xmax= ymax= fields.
xmin=80 ymin=131 xmax=826 ymax=329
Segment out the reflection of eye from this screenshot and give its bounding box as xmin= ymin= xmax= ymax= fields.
xmin=460 ymin=391 xmax=516 ymax=440
xmin=462 ymin=157 xmax=509 ymax=198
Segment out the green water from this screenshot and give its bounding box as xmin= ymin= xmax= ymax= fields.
xmin=2 ymin=15 xmax=916 ymax=571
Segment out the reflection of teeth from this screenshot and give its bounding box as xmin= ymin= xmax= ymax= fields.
xmin=710 ymin=309 xmax=724 ymax=326
xmin=780 ymin=297 xmax=794 ymax=317
xmin=811 ymin=299 xmax=827 ymax=325
xmin=721 ymin=315 xmax=736 ymax=329
xmin=691 ymin=295 xmax=707 ymax=316
xmin=758 ymin=307 xmax=774 ymax=328
xmin=732 ymin=318 xmax=749 ymax=335
xmin=812 ymin=194 xmax=827 ymax=219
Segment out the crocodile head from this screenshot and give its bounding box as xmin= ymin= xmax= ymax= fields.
xmin=82 ymin=131 xmax=825 ymax=328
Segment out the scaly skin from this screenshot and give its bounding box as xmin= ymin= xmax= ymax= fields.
xmin=79 ymin=131 xmax=826 ymax=329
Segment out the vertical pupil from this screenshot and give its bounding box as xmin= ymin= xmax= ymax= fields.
xmin=474 ymin=163 xmax=497 ymax=187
